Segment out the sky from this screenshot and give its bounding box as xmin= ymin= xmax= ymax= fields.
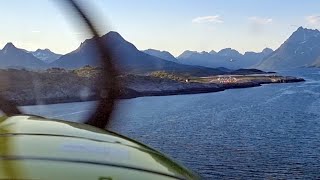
xmin=1 ymin=0 xmax=320 ymax=56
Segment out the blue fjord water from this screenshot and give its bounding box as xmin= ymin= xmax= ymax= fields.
xmin=22 ymin=68 xmax=320 ymax=179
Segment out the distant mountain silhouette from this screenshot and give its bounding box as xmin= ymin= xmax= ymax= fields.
xmin=256 ymin=27 xmax=320 ymax=70
xmin=209 ymin=50 xmax=217 ymax=54
xmin=0 ymin=43 xmax=46 ymax=69
xmin=31 ymin=49 xmax=61 ymax=64
xmin=177 ymin=48 xmax=273 ymax=69
xmin=178 ymin=50 xmax=200 ymax=59
xmin=8 ymin=28 xmax=316 ymax=72
xmin=217 ymin=48 xmax=242 ymax=57
xmin=143 ymin=49 xmax=177 ymax=62
xmin=49 ymin=37 xmax=101 ymax=69
xmin=51 ymin=32 xmax=226 ymax=76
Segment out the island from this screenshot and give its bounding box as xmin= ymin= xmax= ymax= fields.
xmin=119 ymin=71 xmax=304 ymax=98
xmin=0 ymin=66 xmax=304 ymax=105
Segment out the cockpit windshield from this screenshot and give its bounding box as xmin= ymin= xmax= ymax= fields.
xmin=1 ymin=1 xmax=320 ymax=179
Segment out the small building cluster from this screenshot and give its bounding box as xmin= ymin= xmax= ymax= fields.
xmin=217 ymin=76 xmax=237 ymax=83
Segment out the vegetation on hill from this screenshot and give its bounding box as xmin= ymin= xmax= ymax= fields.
xmin=0 ymin=68 xmax=97 ymax=105
xmin=150 ymin=71 xmax=190 ymax=82
xmin=72 ymin=65 xmax=101 ymax=78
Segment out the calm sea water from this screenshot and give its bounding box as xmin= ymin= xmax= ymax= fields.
xmin=22 ymin=68 xmax=320 ymax=179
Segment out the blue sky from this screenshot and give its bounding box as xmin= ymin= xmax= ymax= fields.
xmin=1 ymin=0 xmax=320 ymax=56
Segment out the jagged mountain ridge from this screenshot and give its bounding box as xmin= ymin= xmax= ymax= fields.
xmin=0 ymin=43 xmax=46 ymax=69
xmin=31 ymin=49 xmax=62 ymax=64
xmin=256 ymin=27 xmax=320 ymax=70
xmin=51 ymin=32 xmax=226 ymax=76
xmin=143 ymin=49 xmax=177 ymax=62
xmin=6 ymin=26 xmax=320 ymax=71
xmin=177 ymin=48 xmax=273 ymax=69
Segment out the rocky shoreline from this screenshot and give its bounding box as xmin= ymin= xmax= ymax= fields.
xmin=119 ymin=75 xmax=305 ymax=99
xmin=0 ymin=68 xmax=304 ymax=106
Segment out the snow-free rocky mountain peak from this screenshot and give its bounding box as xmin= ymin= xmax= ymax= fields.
xmin=256 ymin=27 xmax=320 ymax=70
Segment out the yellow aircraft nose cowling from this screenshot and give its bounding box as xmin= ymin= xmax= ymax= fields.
xmin=0 ymin=115 xmax=200 ymax=180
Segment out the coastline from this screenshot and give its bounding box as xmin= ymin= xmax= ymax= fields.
xmin=119 ymin=76 xmax=305 ymax=99
xmin=5 ymin=73 xmax=305 ymax=106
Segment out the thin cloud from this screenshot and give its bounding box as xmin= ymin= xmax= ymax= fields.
xmin=248 ymin=17 xmax=272 ymax=35
xmin=249 ymin=17 xmax=273 ymax=25
xmin=306 ymin=15 xmax=320 ymax=25
xmin=192 ymin=15 xmax=223 ymax=24
xmin=31 ymin=30 xmax=41 ymax=33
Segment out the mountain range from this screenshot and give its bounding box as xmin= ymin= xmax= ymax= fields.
xmin=31 ymin=49 xmax=62 ymax=64
xmin=1 ymin=26 xmax=320 ymax=71
xmin=0 ymin=43 xmax=46 ymax=69
xmin=0 ymin=44 xmax=62 ymax=69
xmin=142 ymin=27 xmax=320 ymax=70
xmin=51 ymin=32 xmax=226 ymax=76
xmin=176 ymin=48 xmax=274 ymax=69
xmin=143 ymin=49 xmax=178 ymax=62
